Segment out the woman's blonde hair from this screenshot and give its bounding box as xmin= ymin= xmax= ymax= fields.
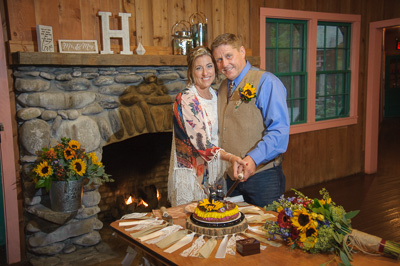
xmin=186 ymin=46 xmax=218 ymax=86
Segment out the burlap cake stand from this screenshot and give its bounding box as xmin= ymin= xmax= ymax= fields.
xmin=186 ymin=212 xmax=248 ymax=238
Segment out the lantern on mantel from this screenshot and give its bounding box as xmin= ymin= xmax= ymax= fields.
xmin=171 ymin=20 xmax=193 ymax=55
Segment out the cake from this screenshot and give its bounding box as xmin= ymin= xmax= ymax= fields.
xmin=192 ymin=198 xmax=240 ymax=223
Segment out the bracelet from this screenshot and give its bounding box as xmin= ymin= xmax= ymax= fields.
xmin=228 ymin=153 xmax=233 ymax=163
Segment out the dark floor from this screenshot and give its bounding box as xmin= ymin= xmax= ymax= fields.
xmin=5 ymin=117 xmax=400 ymax=265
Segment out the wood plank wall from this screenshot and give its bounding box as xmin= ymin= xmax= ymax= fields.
xmin=3 ymin=0 xmax=400 ymax=190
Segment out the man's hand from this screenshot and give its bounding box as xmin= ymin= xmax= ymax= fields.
xmin=241 ymin=155 xmax=256 ymax=182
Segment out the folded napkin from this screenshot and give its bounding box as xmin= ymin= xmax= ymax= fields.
xmin=245 ymin=213 xmax=275 ymax=223
xmin=243 ymin=232 xmax=282 ymax=247
xmin=145 ymin=225 xmax=183 ymax=244
xmin=124 ymin=219 xmax=164 ymax=231
xmin=239 ymin=206 xmax=265 ymax=215
xmin=119 ymin=218 xmax=160 ymax=227
xmin=180 ymin=235 xmax=206 ymax=257
xmin=130 ymin=224 xmax=166 ymax=238
xmin=215 ymin=235 xmax=229 ymax=258
xmin=156 ymin=230 xmax=187 ymax=249
xmin=164 ymin=232 xmax=196 ymax=253
xmin=199 ymin=237 xmax=217 ymax=258
xmin=121 ymin=212 xmax=149 ymax=220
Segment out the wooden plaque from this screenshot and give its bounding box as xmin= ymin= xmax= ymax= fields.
xmin=58 ymin=40 xmax=98 ymax=54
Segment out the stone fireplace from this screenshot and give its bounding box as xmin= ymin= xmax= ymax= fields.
xmin=13 ymin=54 xmax=188 ymax=261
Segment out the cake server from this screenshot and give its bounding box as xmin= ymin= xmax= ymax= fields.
xmin=160 ymin=206 xmax=174 ymax=225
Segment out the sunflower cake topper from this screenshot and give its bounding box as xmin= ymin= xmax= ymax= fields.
xmin=236 ymin=83 xmax=257 ymax=109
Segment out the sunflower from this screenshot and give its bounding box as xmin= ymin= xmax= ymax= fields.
xmin=238 ymin=83 xmax=257 ymax=102
xmin=299 ymin=223 xmax=318 ymax=247
xmin=88 ymin=152 xmax=103 ymax=167
xmin=68 ymin=139 xmax=81 ymax=150
xmin=34 ymin=161 xmax=53 ymax=178
xmin=72 ymin=159 xmax=86 ymax=176
xmin=291 ymin=208 xmax=313 ymax=232
xmin=199 ymin=198 xmax=223 ymax=211
xmin=64 ymin=147 xmax=76 ymax=160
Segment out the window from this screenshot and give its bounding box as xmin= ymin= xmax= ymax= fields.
xmin=260 ymin=8 xmax=360 ymax=134
xmin=265 ymin=19 xmax=307 ymax=124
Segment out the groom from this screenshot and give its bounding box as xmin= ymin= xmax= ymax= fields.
xmin=211 ymin=33 xmax=290 ymax=208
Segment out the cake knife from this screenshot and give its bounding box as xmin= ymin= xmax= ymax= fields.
xmin=225 ymin=172 xmax=244 ymax=198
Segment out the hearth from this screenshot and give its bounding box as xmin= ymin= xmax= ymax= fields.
xmin=99 ymin=132 xmax=172 ymax=221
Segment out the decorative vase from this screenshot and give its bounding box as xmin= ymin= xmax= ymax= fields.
xmin=49 ymin=179 xmax=83 ymax=212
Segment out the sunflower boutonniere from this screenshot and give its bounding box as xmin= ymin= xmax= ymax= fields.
xmin=235 ymin=83 xmax=257 ymax=109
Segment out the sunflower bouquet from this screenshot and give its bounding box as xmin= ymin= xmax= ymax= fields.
xmin=32 ymin=137 xmax=113 ymax=191
xmin=264 ymin=189 xmax=400 ymax=265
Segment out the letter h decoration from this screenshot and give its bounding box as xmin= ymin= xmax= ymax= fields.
xmin=98 ymin=11 xmax=133 ymax=55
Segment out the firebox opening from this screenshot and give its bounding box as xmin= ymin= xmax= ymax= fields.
xmin=99 ymin=132 xmax=172 ymax=222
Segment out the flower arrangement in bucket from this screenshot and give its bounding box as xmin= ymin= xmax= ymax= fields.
xmin=32 ymin=137 xmax=113 ymax=212
xmin=264 ymin=188 xmax=400 ymax=265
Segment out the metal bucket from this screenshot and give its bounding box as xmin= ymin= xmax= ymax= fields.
xmin=50 ymin=179 xmax=83 ymax=212
xmin=190 ymin=12 xmax=208 ymax=48
xmin=171 ymin=20 xmax=192 ymax=55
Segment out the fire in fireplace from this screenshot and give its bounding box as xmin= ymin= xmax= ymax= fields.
xmin=98 ymin=132 xmax=172 ymax=221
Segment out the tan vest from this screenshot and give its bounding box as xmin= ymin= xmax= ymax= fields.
xmin=218 ymin=69 xmax=271 ymax=174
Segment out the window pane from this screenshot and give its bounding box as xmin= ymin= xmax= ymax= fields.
xmin=326 ymin=74 xmax=337 ymax=95
xmin=266 ymin=23 xmax=277 ymax=48
xmin=279 ymin=76 xmax=291 ymax=95
xmin=317 ymin=25 xmax=325 ymax=48
xmin=326 ymin=96 xmax=336 ymax=117
xmin=316 ymin=49 xmax=324 ymax=71
xmin=265 ymin=49 xmax=276 ymax=72
xmin=292 ymin=49 xmax=303 ymax=72
xmin=337 ymin=49 xmax=346 ymax=70
xmin=292 ymin=24 xmax=304 ymax=47
xmin=293 ymin=75 xmax=305 ymax=98
xmin=278 ymin=49 xmax=290 ymax=72
xmin=325 ymin=49 xmax=336 ymax=71
xmin=278 ymin=24 xmax=291 ymax=48
xmin=326 ymin=26 xmax=337 ymax=48
xmin=316 ymin=74 xmax=325 ymax=97
xmin=316 ymin=97 xmax=325 ymax=119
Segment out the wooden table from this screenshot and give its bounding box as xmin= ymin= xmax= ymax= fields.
xmin=110 ymin=205 xmax=399 ymax=266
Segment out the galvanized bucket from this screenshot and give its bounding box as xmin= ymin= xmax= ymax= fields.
xmin=171 ymin=20 xmax=192 ymax=55
xmin=190 ymin=12 xmax=208 ymax=48
xmin=50 ymin=179 xmax=83 ymax=212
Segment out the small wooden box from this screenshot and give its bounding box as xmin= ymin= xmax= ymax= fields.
xmin=236 ymin=238 xmax=260 ymax=256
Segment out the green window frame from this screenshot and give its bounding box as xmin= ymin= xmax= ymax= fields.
xmin=316 ymin=22 xmax=351 ymax=121
xmin=265 ymin=18 xmax=307 ymax=125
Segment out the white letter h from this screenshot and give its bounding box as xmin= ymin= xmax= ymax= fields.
xmin=98 ymin=11 xmax=133 ymax=55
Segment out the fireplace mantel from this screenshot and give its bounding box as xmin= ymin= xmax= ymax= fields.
xmin=11 ymin=52 xmax=260 ymax=67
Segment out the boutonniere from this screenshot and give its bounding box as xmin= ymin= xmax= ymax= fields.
xmin=235 ymin=83 xmax=257 ymax=109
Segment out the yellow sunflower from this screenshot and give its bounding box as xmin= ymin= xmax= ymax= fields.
xmin=291 ymin=208 xmax=313 ymax=232
xmin=72 ymin=159 xmax=86 ymax=176
xmin=299 ymin=223 xmax=318 ymax=247
xmin=64 ymin=148 xmax=75 ymax=160
xmin=34 ymin=161 xmax=53 ymax=178
xmin=199 ymin=199 xmax=223 ymax=211
xmin=88 ymin=152 xmax=102 ymax=167
xmin=242 ymin=83 xmax=256 ymax=99
xmin=68 ymin=139 xmax=81 ymax=150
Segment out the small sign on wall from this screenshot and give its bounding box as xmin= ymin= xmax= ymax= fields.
xmin=36 ymin=25 xmax=54 ymax=52
xmin=58 ymin=40 xmax=99 ymax=53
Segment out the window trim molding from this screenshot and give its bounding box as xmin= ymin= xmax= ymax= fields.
xmin=260 ymin=8 xmax=361 ymax=135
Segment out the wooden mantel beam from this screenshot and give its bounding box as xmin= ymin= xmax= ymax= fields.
xmin=11 ymin=52 xmax=260 ymax=67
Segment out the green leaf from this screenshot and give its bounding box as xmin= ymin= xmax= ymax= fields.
xmin=344 ymin=210 xmax=359 ymax=220
xmin=339 ymin=250 xmax=352 ymax=266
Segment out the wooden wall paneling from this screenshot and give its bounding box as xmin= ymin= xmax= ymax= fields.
xmin=121 ymin=0 xmax=136 ymax=48
xmin=135 ymin=0 xmax=153 ymax=47
xmin=223 ymin=0 xmax=237 ymax=36
xmin=151 ymin=0 xmax=169 ymax=47
xmin=167 ymin=0 xmax=185 ymax=36
xmin=211 ymin=0 xmax=225 ymax=39
xmin=98 ymin=0 xmax=123 ymax=50
xmin=237 ymin=1 xmax=249 ymax=49
xmin=6 ymin=0 xmax=35 ymax=42
xmin=58 ymin=0 xmax=82 ymax=40
xmin=33 ymin=0 xmax=60 ymax=48
xmin=249 ymin=0 xmax=264 ymax=57
xmin=183 ymin=0 xmax=197 ymax=22
xmin=285 ymin=134 xmax=303 ymax=189
xmin=196 ymin=0 xmax=213 ymax=46
xmin=80 ymin=0 xmax=101 ymax=43
xmin=314 ymin=130 xmax=328 ymax=184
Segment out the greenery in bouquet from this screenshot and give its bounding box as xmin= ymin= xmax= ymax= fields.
xmin=32 ymin=137 xmax=113 ymax=191
xmin=264 ymin=188 xmax=400 ymax=265
xmin=264 ymin=188 xmax=359 ymax=265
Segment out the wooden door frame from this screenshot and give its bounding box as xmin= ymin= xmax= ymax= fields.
xmin=365 ymin=18 xmax=400 ymax=173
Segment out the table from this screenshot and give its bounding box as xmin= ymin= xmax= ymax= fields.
xmin=110 ymin=205 xmax=398 ymax=266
